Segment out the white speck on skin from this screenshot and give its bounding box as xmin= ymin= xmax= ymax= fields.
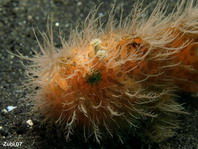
xmin=90 ymin=38 xmax=102 ymax=47
xmin=0 ymin=126 xmax=2 ymax=129
xmin=96 ymin=49 xmax=108 ymax=57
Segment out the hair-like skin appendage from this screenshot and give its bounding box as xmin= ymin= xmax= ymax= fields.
xmin=24 ymin=0 xmax=198 ymax=144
